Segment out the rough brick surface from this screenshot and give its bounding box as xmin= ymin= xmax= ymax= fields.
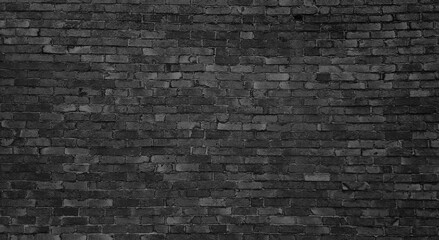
xmin=1 ymin=0 xmax=439 ymax=239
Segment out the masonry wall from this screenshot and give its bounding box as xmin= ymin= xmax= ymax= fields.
xmin=1 ymin=0 xmax=439 ymax=239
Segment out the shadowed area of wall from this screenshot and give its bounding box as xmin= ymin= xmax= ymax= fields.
xmin=1 ymin=0 xmax=439 ymax=239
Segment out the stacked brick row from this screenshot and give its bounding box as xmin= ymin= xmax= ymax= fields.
xmin=1 ymin=0 xmax=439 ymax=239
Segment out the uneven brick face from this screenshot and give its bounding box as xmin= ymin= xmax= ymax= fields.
xmin=1 ymin=0 xmax=439 ymax=239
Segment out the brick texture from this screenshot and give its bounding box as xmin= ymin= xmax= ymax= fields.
xmin=1 ymin=0 xmax=439 ymax=239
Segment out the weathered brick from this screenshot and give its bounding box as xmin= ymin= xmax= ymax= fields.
xmin=41 ymin=147 xmax=65 ymax=155
xmin=43 ymin=45 xmax=67 ymax=54
xmin=304 ymin=173 xmax=330 ymax=182
xmin=266 ymin=73 xmax=290 ymax=81
xmin=166 ymin=217 xmax=192 ymax=225
xmin=199 ymin=198 xmax=225 ymax=206
xmin=105 ymin=55 xmax=129 ymax=63
xmin=63 ymin=164 xmax=89 ymax=173
xmin=269 ymin=216 xmax=296 ymax=225
xmin=217 ymin=123 xmax=242 ymax=131
xmin=88 ymin=235 xmax=114 ymax=240
xmin=61 ymin=234 xmax=86 ymax=240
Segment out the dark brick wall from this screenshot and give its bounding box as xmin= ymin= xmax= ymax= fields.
xmin=1 ymin=0 xmax=439 ymax=239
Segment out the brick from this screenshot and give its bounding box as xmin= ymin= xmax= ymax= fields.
xmin=215 ymin=55 xmax=239 ymax=65
xmin=105 ymin=55 xmax=128 ymax=63
xmin=410 ymin=90 xmax=431 ymax=97
xmin=199 ymin=198 xmax=225 ymax=206
xmin=68 ymin=46 xmax=91 ymax=54
xmin=280 ymin=0 xmax=303 ymax=6
xmin=30 ymin=3 xmax=54 ymax=11
xmin=54 ymin=104 xmax=76 ymax=112
xmin=175 ymin=164 xmax=199 ymax=171
xmin=65 ymin=148 xmax=90 ymax=155
xmin=88 ymin=235 xmax=114 ymax=240
xmin=166 ymin=217 xmax=192 ymax=225
xmin=176 ymin=121 xmax=198 ymax=129
xmin=135 ymin=72 xmax=158 ymax=80
xmin=61 ymin=217 xmax=88 ymax=226
xmin=62 ymin=199 xmax=86 ymax=207
xmin=43 ymin=45 xmax=67 ymax=54
xmin=63 ymin=164 xmax=89 ymax=173
xmin=41 ymin=147 xmax=65 ymax=155
xmin=266 ymin=73 xmax=289 ymax=81
xmin=151 ymin=155 xmax=176 ymax=163
xmin=217 ymin=123 xmax=242 ymax=131
xmin=424 ymin=63 xmax=439 ymax=71
xmin=143 ymin=48 xmax=161 ymax=55
xmin=158 ymin=72 xmax=182 ymax=79
xmin=304 ymin=173 xmax=330 ymax=182
xmin=128 ymin=39 xmax=152 ymax=47
xmin=346 ymin=32 xmax=370 ymax=39
xmin=61 ymin=234 xmax=86 ymax=240
xmin=81 ymin=55 xmax=104 ymax=62
xmin=316 ymin=72 xmax=331 ymax=82
xmin=269 ymin=216 xmax=296 ymax=225
xmin=267 ymin=7 xmax=291 ymax=15
xmin=316 ymin=0 xmax=340 ymax=5
xmin=230 ymin=65 xmax=253 ymax=73
xmin=6 ymin=20 xmax=30 ymax=28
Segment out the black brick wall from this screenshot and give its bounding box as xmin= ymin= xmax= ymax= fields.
xmin=1 ymin=0 xmax=439 ymax=239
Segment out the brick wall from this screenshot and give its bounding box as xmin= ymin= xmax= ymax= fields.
xmin=1 ymin=0 xmax=439 ymax=239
